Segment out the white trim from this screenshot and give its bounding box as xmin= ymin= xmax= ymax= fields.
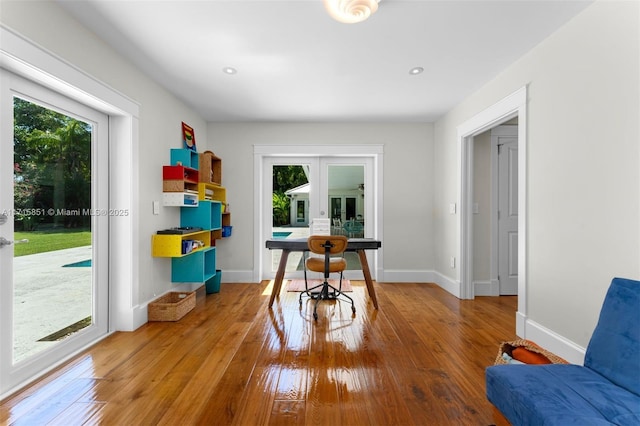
xmin=1 ymin=26 xmax=141 ymax=336
xmin=457 ymin=87 xmax=528 ymax=335
xmin=253 ymin=144 xmax=384 ymax=156
xmin=432 ymin=271 xmax=461 ymax=299
xmin=523 ymin=318 xmax=586 ymax=365
xmin=473 ymin=280 xmax=497 ymax=296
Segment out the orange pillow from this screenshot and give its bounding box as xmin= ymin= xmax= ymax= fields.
xmin=511 ymin=347 xmax=552 ymax=364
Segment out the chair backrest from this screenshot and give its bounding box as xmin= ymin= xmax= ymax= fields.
xmin=584 ymin=277 xmax=640 ymax=395
xmin=307 ymin=235 xmax=348 ymax=256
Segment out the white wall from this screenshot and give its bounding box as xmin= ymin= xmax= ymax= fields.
xmin=434 ymin=0 xmax=639 ymax=352
xmin=1 ymin=1 xmax=208 ymax=312
xmin=208 ymin=122 xmax=435 ymax=280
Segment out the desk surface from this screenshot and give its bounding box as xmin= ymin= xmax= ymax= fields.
xmin=265 ymin=238 xmax=381 ymax=251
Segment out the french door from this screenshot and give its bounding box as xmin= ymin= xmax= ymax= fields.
xmin=0 ymin=71 xmax=109 ymax=396
xmin=263 ymin=155 xmax=373 ymax=279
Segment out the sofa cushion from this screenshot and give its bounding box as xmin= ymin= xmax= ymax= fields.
xmin=486 ymin=364 xmax=640 ymax=425
xmin=584 ymin=277 xmax=640 ymax=396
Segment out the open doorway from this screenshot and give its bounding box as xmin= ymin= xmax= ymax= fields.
xmin=458 ymin=86 xmax=527 ymax=336
xmin=472 ymin=122 xmax=518 ymax=296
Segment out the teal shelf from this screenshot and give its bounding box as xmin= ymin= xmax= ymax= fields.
xmin=171 ymin=247 xmax=216 ymax=282
xmin=180 ymin=200 xmax=222 ymax=230
xmin=170 ymin=148 xmax=199 ymax=170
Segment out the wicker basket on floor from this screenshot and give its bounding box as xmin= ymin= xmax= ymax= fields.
xmin=148 ymin=291 xmax=195 ymax=321
xmin=494 ymin=339 xmax=569 ymax=365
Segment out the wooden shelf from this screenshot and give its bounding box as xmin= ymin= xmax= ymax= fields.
xmin=199 ymin=150 xmax=222 ymax=185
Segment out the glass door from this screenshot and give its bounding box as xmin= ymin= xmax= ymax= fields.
xmin=266 ymin=158 xmax=318 ymax=276
xmin=320 ymin=159 xmax=372 ymax=275
xmin=0 ymin=71 xmax=109 ymax=396
xmin=263 ymin=155 xmax=373 ymax=278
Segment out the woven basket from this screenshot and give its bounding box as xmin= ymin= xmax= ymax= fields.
xmin=494 ymin=339 xmax=569 ymax=365
xmin=148 ymin=291 xmax=195 ymax=321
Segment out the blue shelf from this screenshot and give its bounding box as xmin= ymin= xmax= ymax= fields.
xmin=171 ymin=247 xmax=216 ymax=282
xmin=180 ymin=200 xmax=222 ymax=230
xmin=170 ymin=148 xmax=199 ymax=170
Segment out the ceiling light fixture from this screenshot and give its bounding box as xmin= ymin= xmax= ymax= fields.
xmin=222 ymin=67 xmax=237 ymax=75
xmin=409 ymin=67 xmax=424 ymax=75
xmin=323 ymin=0 xmax=380 ymax=24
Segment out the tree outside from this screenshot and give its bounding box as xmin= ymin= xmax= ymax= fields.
xmin=272 ymin=165 xmax=307 ymax=226
xmin=13 ymin=97 xmax=91 ymax=230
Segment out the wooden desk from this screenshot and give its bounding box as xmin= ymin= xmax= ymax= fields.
xmin=265 ymin=238 xmax=381 ymax=309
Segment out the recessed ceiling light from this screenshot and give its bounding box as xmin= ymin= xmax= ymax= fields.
xmin=409 ymin=67 xmax=424 ymax=75
xmin=223 ymin=67 xmax=237 ymax=75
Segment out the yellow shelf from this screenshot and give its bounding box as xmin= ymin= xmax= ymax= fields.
xmin=198 ymin=182 xmax=226 ymax=203
xmin=152 ymin=230 xmax=211 ymax=257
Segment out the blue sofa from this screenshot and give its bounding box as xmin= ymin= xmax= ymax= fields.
xmin=486 ymin=277 xmax=640 ymax=425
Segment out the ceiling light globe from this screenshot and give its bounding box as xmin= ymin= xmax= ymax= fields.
xmin=324 ymin=0 xmax=380 ymax=24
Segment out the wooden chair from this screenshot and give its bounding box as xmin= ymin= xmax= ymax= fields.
xmin=300 ymin=235 xmax=356 ymax=321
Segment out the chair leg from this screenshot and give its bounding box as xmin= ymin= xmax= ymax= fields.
xmin=300 ymin=252 xmax=325 ymax=307
xmin=308 ymin=272 xmax=356 ymax=321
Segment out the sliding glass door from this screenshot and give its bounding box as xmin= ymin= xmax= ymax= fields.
xmin=0 ymin=71 xmax=109 ymax=396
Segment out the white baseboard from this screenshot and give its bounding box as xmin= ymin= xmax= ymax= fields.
xmin=432 ymin=271 xmax=461 ymax=298
xmin=473 ymin=280 xmax=499 ymax=296
xmin=131 ymin=304 xmax=147 ymax=331
xmin=520 ymin=316 xmax=586 ymax=365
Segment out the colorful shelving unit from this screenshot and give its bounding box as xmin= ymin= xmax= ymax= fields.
xmin=152 ymin=148 xmax=230 ymax=291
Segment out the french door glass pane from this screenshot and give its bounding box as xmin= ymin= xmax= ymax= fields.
xmin=271 ymin=164 xmax=309 ymax=272
xmin=13 ymin=97 xmax=93 ymax=363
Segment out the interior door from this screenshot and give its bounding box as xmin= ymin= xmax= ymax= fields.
xmin=497 ymin=138 xmax=518 ymax=295
xmin=0 ymin=71 xmax=109 ymax=396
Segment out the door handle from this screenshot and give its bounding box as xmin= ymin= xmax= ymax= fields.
xmin=0 ymin=237 xmax=29 ymax=248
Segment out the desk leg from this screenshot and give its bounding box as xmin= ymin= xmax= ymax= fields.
xmin=357 ymin=249 xmax=379 ymax=309
xmin=269 ymin=249 xmax=290 ymax=308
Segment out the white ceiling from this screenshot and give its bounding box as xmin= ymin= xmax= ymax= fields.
xmin=57 ymin=0 xmax=592 ymax=123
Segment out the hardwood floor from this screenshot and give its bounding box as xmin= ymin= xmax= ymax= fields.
xmin=0 ymin=281 xmax=517 ymax=425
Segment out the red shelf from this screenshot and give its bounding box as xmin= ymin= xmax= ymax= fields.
xmin=163 ymin=165 xmax=198 ymax=183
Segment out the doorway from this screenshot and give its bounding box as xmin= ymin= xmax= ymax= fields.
xmin=472 ymin=125 xmax=518 ymax=296
xmin=263 ymin=157 xmax=371 ymax=278
xmin=254 ymin=144 xmax=383 ymax=283
xmin=458 ymin=86 xmax=527 ymax=336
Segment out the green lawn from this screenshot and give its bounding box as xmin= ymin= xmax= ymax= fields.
xmin=13 ymin=229 xmax=91 ymax=257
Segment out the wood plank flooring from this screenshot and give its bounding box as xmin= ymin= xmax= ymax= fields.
xmin=0 ymin=281 xmax=517 ymax=425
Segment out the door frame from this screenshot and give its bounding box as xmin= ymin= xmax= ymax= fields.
xmin=457 ymin=86 xmax=527 ymax=336
xmin=0 ymin=71 xmax=110 ymax=394
xmin=253 ymin=144 xmax=384 ymax=283
xmin=1 ymin=26 xmax=139 ymax=398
